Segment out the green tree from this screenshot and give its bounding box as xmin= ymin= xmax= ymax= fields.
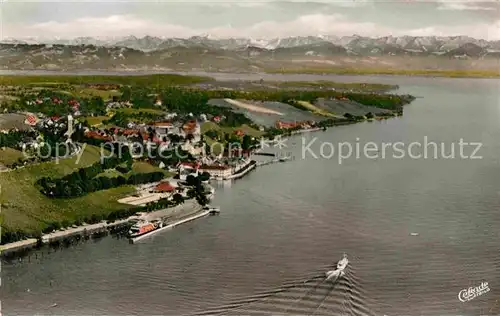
xmin=242 ymin=135 xmax=252 ymax=150
xmin=172 ymin=193 xmax=184 ymax=205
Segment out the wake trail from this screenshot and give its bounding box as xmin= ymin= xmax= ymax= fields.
xmin=280 ymin=278 xmax=327 ymax=314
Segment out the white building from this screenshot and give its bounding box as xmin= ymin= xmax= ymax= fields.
xmin=198 ymin=164 xmax=232 ymax=179
xmin=181 ymin=142 xmax=203 ymax=156
xmin=151 ymin=121 xmax=176 ymax=139
xmin=180 ymin=120 xmax=201 ymax=143
xmin=177 ymin=162 xmax=199 ymax=181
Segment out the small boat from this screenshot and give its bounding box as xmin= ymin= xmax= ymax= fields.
xmin=203 ymin=205 xmax=220 ymax=215
xmin=337 ymin=253 xmax=349 ymax=270
xmin=128 ymin=219 xmax=163 ymax=238
xmin=325 ymin=253 xmax=349 ymax=281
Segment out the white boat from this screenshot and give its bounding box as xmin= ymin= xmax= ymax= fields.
xmin=337 ymin=253 xmax=349 ymax=270
xmin=325 ymin=253 xmax=349 ymax=281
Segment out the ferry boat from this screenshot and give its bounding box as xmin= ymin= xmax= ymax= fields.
xmin=128 ymin=219 xmax=163 ymax=238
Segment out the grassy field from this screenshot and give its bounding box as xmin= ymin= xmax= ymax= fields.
xmin=74 ymin=87 xmax=122 ymax=100
xmin=265 ymin=67 xmax=500 ymax=78
xmin=0 ymin=145 xmax=137 ymax=232
xmin=201 ymin=122 xmax=264 ymax=155
xmin=83 ymin=115 xmax=109 ymax=126
xmin=114 ymin=107 xmax=165 ymax=115
xmin=96 ymin=161 xmax=172 ymax=178
xmin=201 ymin=121 xmax=264 ymax=138
xmin=131 ymin=161 xmax=168 ymax=174
xmin=0 ymin=74 xmax=215 ymax=87
xmin=0 ymin=148 xmax=24 ymax=166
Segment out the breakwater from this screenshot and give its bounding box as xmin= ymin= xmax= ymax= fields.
xmin=0 ymin=220 xmax=129 ymax=255
xmin=224 ymin=160 xmax=257 ymax=180
xmin=254 ymin=152 xmax=276 ymax=157
xmin=256 ymin=156 xmax=293 ymax=167
xmin=0 ymin=199 xmax=205 ymax=258
xmin=130 ymin=207 xmax=210 ymax=243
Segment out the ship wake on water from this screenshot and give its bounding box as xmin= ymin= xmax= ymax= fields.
xmin=192 ymin=258 xmax=375 ymax=316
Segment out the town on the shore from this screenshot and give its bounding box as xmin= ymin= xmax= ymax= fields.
xmin=0 ymin=75 xmax=415 ymax=250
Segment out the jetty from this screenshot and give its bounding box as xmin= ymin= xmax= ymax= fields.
xmin=223 ymin=160 xmax=257 ymax=180
xmin=211 ymin=160 xmax=257 ymax=181
xmin=256 ymin=156 xmax=293 ymax=167
xmin=130 ymin=208 xmax=212 ymax=243
xmin=254 ymin=152 xmax=276 ymax=157
xmin=0 ymin=199 xmax=207 ymax=256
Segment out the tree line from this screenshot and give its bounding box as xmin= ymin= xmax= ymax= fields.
xmin=35 ymin=143 xmax=166 ymax=198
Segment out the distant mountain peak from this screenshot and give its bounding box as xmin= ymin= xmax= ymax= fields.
xmin=1 ymin=34 xmax=497 ymax=58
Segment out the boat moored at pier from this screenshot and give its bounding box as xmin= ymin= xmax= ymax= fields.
xmin=128 ymin=219 xmax=163 ymax=238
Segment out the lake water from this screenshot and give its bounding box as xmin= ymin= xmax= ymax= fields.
xmin=1 ymin=72 xmax=500 ymax=315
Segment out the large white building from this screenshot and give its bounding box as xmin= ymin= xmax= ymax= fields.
xmin=198 ymin=164 xmax=232 ymax=179
xmin=151 ymin=121 xmax=176 ymax=139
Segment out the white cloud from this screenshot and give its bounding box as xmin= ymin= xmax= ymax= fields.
xmin=5 ymin=13 xmax=500 ymax=40
xmin=438 ymin=3 xmax=496 ymax=10
xmin=436 ymin=0 xmax=498 ymax=10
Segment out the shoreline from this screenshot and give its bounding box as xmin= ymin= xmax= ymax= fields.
xmin=0 ymin=73 xmax=401 ymax=255
xmin=1 ymin=69 xmax=499 ymax=80
xmin=0 ymin=199 xmax=205 ymax=256
xmin=0 ymin=126 xmax=328 ymax=254
xmin=131 ymin=205 xmax=208 ymax=243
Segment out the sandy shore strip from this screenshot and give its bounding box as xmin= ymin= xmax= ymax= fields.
xmin=41 ymin=218 xmax=133 ymax=243
xmin=0 ymin=199 xmax=204 ymax=254
xmin=0 ymin=238 xmax=38 ymax=253
xmin=224 ymin=98 xmax=284 ymax=115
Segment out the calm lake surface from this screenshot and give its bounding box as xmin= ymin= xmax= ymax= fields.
xmin=1 ymin=72 xmax=500 ymax=316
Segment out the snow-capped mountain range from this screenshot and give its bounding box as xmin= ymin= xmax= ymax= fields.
xmin=2 ymin=34 xmax=500 ymax=55
xmin=1 ymin=34 xmax=499 ymax=72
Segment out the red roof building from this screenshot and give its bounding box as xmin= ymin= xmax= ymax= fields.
xmin=84 ymin=130 xmax=112 ymax=141
xmin=182 ymin=120 xmax=197 ymax=134
xmin=199 ymin=164 xmax=232 ymax=178
xmin=154 ymin=181 xmax=175 ymax=193
xmin=151 ymin=121 xmax=173 ymax=128
xmin=275 ymin=120 xmax=311 ymax=130
xmin=234 ymin=129 xmax=244 ymax=137
xmin=178 ymin=161 xmax=200 ymax=169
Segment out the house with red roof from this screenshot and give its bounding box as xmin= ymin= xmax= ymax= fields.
xmin=150 ymin=121 xmax=175 ymax=138
xmin=181 ymin=120 xmax=201 ymax=143
xmin=84 ymin=130 xmax=113 ymax=141
xmin=153 ymin=181 xmax=176 ymax=193
xmin=275 ymin=120 xmax=312 ymax=130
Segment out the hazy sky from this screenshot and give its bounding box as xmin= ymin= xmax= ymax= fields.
xmin=1 ymin=0 xmax=499 ymax=40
